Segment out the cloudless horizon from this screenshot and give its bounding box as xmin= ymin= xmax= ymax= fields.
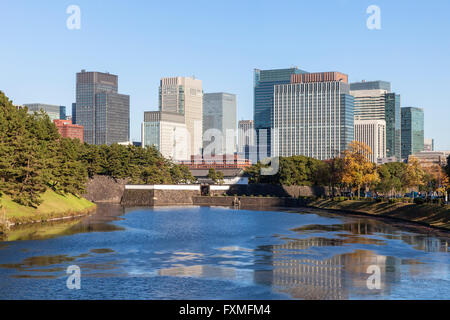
xmin=1 ymin=0 xmax=449 ymax=149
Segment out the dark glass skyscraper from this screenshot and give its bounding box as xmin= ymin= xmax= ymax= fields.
xmin=59 ymin=106 xmax=66 ymax=120
xmin=253 ymin=67 xmax=308 ymax=160
xmin=74 ymin=70 xmax=130 ymax=145
xmin=401 ymin=107 xmax=424 ymax=160
xmin=385 ymin=93 xmax=401 ymax=160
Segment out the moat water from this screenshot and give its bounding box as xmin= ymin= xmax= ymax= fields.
xmin=0 ymin=204 xmax=449 ymax=299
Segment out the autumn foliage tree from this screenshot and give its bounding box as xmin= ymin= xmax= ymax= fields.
xmin=341 ymin=141 xmax=378 ymax=198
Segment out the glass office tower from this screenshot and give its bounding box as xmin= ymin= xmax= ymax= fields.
xmin=385 ymin=93 xmax=401 ymax=160
xmin=59 ymin=106 xmax=66 ymax=120
xmin=401 ymin=107 xmax=424 ymax=160
xmin=24 ymin=103 xmax=62 ymax=121
xmin=253 ymin=67 xmax=308 ymax=161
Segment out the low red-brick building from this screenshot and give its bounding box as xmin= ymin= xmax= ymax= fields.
xmin=53 ymin=119 xmax=84 ymax=143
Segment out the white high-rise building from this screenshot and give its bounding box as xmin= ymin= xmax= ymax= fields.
xmin=141 ymin=111 xmax=189 ymax=161
xmin=238 ymin=120 xmax=255 ymax=152
xmin=238 ymin=120 xmax=255 ymax=161
xmin=354 ymin=120 xmax=386 ymax=163
xmin=203 ymin=93 xmax=237 ymax=155
xmin=272 ymin=72 xmax=354 ymax=160
xmin=350 ymin=80 xmax=401 ymax=160
xmin=160 ymin=77 xmax=203 ymax=157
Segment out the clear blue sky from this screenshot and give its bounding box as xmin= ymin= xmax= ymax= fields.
xmin=1 ymin=0 xmax=449 ymax=149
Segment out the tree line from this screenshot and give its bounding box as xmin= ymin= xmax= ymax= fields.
xmin=245 ymin=141 xmax=450 ymax=199
xmin=0 ymin=91 xmax=194 ymax=208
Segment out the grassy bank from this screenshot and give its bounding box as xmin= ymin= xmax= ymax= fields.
xmin=309 ymin=199 xmax=450 ymax=230
xmin=0 ymin=189 xmax=96 ymax=229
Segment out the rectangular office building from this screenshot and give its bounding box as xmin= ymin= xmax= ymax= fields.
xmin=203 ymin=92 xmax=237 ymax=155
xmin=74 ymin=70 xmax=130 ymax=145
xmin=254 ymin=67 xmax=308 ymax=160
xmin=272 ymin=72 xmax=354 ymax=160
xmin=354 ymin=120 xmax=386 ymax=163
xmin=160 ymin=77 xmax=203 ymax=156
xmin=24 ymin=103 xmax=64 ymax=122
xmin=141 ymin=111 xmax=189 ymax=161
xmin=238 ymin=120 xmax=255 ymax=161
xmin=350 ymin=80 xmax=401 ymax=160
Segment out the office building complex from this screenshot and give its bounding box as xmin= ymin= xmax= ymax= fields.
xmin=272 ymin=72 xmax=354 ymax=160
xmin=350 ymin=81 xmax=401 ymax=160
xmin=350 ymin=80 xmax=391 ymax=92
xmin=74 ymin=70 xmax=130 ymax=145
xmin=401 ymin=107 xmax=424 ymax=160
xmin=141 ymin=111 xmax=189 ymax=161
xmin=159 ymin=77 xmax=203 ymax=156
xmin=354 ymin=120 xmax=386 ymax=162
xmin=53 ymin=119 xmax=84 ymax=143
xmin=238 ymin=120 xmax=255 ymax=161
xmin=24 ymin=103 xmax=65 ymax=122
xmin=424 ymin=138 xmax=435 ymax=152
xmin=409 ymin=151 xmax=450 ymax=167
xmin=203 ymin=92 xmax=237 ymax=155
xmin=254 ymin=67 xmax=308 ymax=160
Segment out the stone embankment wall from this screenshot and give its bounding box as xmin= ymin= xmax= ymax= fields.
xmin=85 ymin=176 xmax=327 ymax=206
xmin=84 ymin=175 xmax=129 ymax=203
xmin=226 ymin=184 xmax=329 ymax=198
xmin=192 ymin=196 xmax=309 ymax=208
xmin=121 ymin=185 xmax=201 ymax=206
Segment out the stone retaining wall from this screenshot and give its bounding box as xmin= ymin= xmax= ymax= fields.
xmin=226 ymin=184 xmax=329 ymax=198
xmin=121 ymin=187 xmax=201 ymax=206
xmin=192 ymin=196 xmax=309 ymax=208
xmin=84 ymin=175 xmax=128 ymax=203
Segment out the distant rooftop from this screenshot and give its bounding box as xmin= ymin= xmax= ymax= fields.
xmin=350 ymin=80 xmax=391 ymax=92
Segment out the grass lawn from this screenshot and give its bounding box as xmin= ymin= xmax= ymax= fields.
xmin=1 ymin=189 xmax=96 ymax=226
xmin=310 ymin=199 xmax=450 ymax=230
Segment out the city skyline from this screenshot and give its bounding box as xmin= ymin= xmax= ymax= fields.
xmin=1 ymin=1 xmax=449 ymax=149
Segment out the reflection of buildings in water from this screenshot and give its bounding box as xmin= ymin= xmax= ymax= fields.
xmin=254 ymin=221 xmax=406 ymax=299
xmin=408 ymin=236 xmax=448 ymax=253
xmin=341 ymin=250 xmax=400 ymax=298
xmin=254 ymin=238 xmax=349 ymax=300
xmin=158 ymin=265 xmax=237 ymax=280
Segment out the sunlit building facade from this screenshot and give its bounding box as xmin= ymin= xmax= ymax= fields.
xmin=354 ymin=120 xmax=386 ymax=162
xmin=272 ymin=72 xmax=354 ymax=160
xmin=350 ymin=81 xmax=401 ymax=160
xmin=254 ymin=67 xmax=308 ymax=160
xmin=141 ymin=111 xmax=189 ymax=161
xmin=160 ymin=77 xmax=203 ymax=156
xmin=238 ymin=120 xmax=255 ymax=161
xmin=203 ymin=92 xmax=237 ymax=155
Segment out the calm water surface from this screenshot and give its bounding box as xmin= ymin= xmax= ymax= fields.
xmin=0 ymin=204 xmax=449 ymax=299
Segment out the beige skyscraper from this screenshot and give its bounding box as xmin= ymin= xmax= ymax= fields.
xmin=159 ymin=77 xmax=203 ymax=157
